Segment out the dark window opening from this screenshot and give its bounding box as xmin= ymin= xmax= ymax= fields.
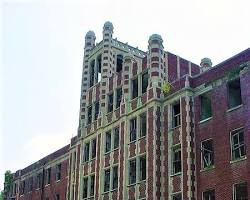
xmin=46 ymin=168 xmax=51 ymax=184
xmin=94 ymin=101 xmax=99 ymax=120
xmin=116 ymin=88 xmax=122 ymax=108
xmin=173 ymin=103 xmax=181 ymax=128
xmin=203 ymin=189 xmax=215 ymax=200
xmin=90 ymin=175 xmax=95 ymax=196
xmin=231 ymin=129 xmax=245 ymax=160
xmin=234 ymin=182 xmax=248 ymax=200
xmin=172 ymin=193 xmax=182 ymax=200
xmin=116 ymin=54 xmax=123 ymax=72
xmin=105 ymin=131 xmax=111 ymax=153
xmin=129 ymin=159 xmax=136 ymax=184
xmin=104 ymin=169 xmax=110 ymax=192
xmin=56 ymin=163 xmax=61 ymax=181
xmin=82 ymin=177 xmax=88 ymax=198
xmin=132 ymin=78 xmax=138 ymax=99
xmin=114 ymin=127 xmax=119 ymax=149
xmin=28 ymin=177 xmax=33 ymax=192
xmin=90 ymin=60 xmax=95 ymax=87
xmin=91 ymin=139 xmax=96 ymax=159
xmin=56 ymin=194 xmax=60 ymax=200
xmin=130 ymin=118 xmax=137 ymax=142
xmin=200 ymin=94 xmax=212 ymax=120
xmin=112 ymin=166 xmax=118 ymax=190
xmin=108 ymin=93 xmax=114 ymax=113
xmin=140 ymin=114 xmax=147 ymax=137
xmin=201 ymin=139 xmax=214 ymax=168
xmin=84 ymin=142 xmax=90 ymax=162
xmin=97 ymin=54 xmax=102 ymax=82
xmin=139 ymin=156 xmax=146 ymax=181
xmin=87 ymin=106 xmax=92 ymax=125
xmin=173 ymin=147 xmax=181 ymax=174
xmin=142 ymin=72 xmax=148 ymax=94
xmin=36 ymin=174 xmax=42 ymax=189
xmin=228 ymin=79 xmax=242 ymax=109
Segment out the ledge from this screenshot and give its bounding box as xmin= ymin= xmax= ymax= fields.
xmin=170 ymin=172 xmax=182 ymax=177
xmin=227 ymin=104 xmax=243 ymax=113
xmin=198 ymin=117 xmax=212 ymax=124
xmin=230 ymin=156 xmax=247 ymax=164
xmin=200 ymin=165 xmax=215 ymax=172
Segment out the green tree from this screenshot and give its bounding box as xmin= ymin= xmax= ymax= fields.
xmin=0 ymin=190 xmax=4 ymax=200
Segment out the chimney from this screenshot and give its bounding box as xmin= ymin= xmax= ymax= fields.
xmin=200 ymin=57 xmax=212 ymax=72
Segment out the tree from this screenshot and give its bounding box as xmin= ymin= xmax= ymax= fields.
xmin=0 ymin=191 xmax=4 ymax=200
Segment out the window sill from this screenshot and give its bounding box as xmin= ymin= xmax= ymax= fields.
xmin=56 ymin=179 xmax=61 ymax=183
xmin=45 ymin=183 xmax=50 ymax=187
xmin=198 ymin=117 xmax=212 ymax=124
xmin=170 ymin=125 xmax=181 ymax=131
xmin=200 ymin=165 xmax=215 ymax=172
xmin=170 ymin=172 xmax=182 ymax=177
xmin=230 ymin=156 xmax=247 ymax=164
xmin=227 ymin=104 xmax=243 ymax=113
xmin=127 ymin=183 xmax=137 ymax=187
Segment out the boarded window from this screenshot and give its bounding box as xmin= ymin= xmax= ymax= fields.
xmin=228 ymin=79 xmax=242 ymax=109
xmin=132 ymin=78 xmax=138 ymax=99
xmin=203 ymin=189 xmax=215 ymax=200
xmin=200 ymin=94 xmax=212 ymax=120
xmin=231 ymin=128 xmax=245 ymax=160
xmin=130 ymin=118 xmax=137 ymax=142
xmin=172 ymin=103 xmax=181 ymax=128
xmin=234 ymin=182 xmax=248 ymax=200
xmin=201 ymin=139 xmax=214 ymax=168
xmin=142 ymin=72 xmax=148 ymax=94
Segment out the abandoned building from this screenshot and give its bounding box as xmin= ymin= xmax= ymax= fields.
xmin=5 ymin=22 xmax=250 ymax=200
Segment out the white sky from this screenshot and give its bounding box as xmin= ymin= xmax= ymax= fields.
xmin=1 ymin=0 xmax=250 ymax=189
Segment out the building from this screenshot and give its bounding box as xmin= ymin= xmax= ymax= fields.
xmin=5 ymin=22 xmax=250 ymax=200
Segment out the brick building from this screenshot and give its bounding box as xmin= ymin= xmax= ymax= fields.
xmin=6 ymin=21 xmax=250 ymax=200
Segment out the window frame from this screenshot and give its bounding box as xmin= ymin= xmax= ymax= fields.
xmin=230 ymin=127 xmax=246 ymax=161
xmin=201 ymin=139 xmax=214 ymax=169
xmin=172 ymin=145 xmax=182 ymax=175
xmin=115 ymin=87 xmax=122 ymax=109
xmin=130 ymin=117 xmax=137 ymax=142
xmin=107 ymin=92 xmax=114 ymax=113
xmin=202 ymin=189 xmax=215 ymax=200
xmin=131 ymin=77 xmax=139 ymax=99
xmin=233 ymin=182 xmax=248 ymax=200
xmin=172 ymin=102 xmax=181 ymax=128
xmin=200 ymin=93 xmax=212 ymax=121
xmin=56 ymin=163 xmax=61 ymax=181
xmin=227 ymin=78 xmax=242 ymax=109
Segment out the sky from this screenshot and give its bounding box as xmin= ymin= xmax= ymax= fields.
xmin=1 ymin=0 xmax=250 ymax=190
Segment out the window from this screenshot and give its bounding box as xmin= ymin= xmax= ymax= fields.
xmin=97 ymin=54 xmax=102 ymax=82
xmin=112 ymin=166 xmax=118 ymax=190
xmin=172 ymin=103 xmax=181 ymax=128
xmin=90 ymin=175 xmax=95 ymax=196
xmin=46 ymin=168 xmax=51 ymax=184
xmin=91 ymin=139 xmax=96 ymax=159
xmin=172 ymin=193 xmax=182 ymax=200
xmin=116 ymin=54 xmax=123 ymax=72
xmin=116 ymin=88 xmax=122 ymax=108
xmin=231 ymin=128 xmax=246 ymax=160
xmin=105 ymin=131 xmax=111 ymax=153
xmin=36 ymin=174 xmax=42 ymax=189
xmin=200 ymin=94 xmax=212 ymax=120
xmin=56 ymin=164 xmax=61 ymax=181
xmin=129 ymin=159 xmax=136 ymax=184
xmin=94 ymin=101 xmax=99 ymax=120
xmin=130 ymin=118 xmax=137 ymax=142
xmin=114 ymin=127 xmax=119 ymax=149
xmin=56 ymin=194 xmax=60 ymax=200
xmin=87 ymin=105 xmax=92 ymax=125
xmin=82 ymin=177 xmax=88 ymax=198
xmin=20 ymin=180 xmax=25 ymax=195
xmin=90 ymin=60 xmax=95 ymax=87
xmin=108 ymin=93 xmax=114 ymax=113
xmin=84 ymin=142 xmax=90 ymax=162
xmin=234 ymin=182 xmax=248 ymax=200
xmin=132 ymin=78 xmax=138 ymax=99
xmin=104 ymin=169 xmax=110 ymax=192
xmin=28 ymin=177 xmax=33 ymax=192
xmin=139 ymin=114 xmax=147 ymax=137
xmin=228 ymin=79 xmax=242 ymax=109
xmin=142 ymin=71 xmax=148 ymax=94
xmin=172 ymin=147 xmax=181 ymax=174
xmin=201 ymin=139 xmax=214 ymax=168
xmin=203 ymin=189 xmax=215 ymax=200
xmin=139 ymin=156 xmax=146 ymax=181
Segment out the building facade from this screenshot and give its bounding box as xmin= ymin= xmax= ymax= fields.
xmin=6 ymin=22 xmax=250 ymax=200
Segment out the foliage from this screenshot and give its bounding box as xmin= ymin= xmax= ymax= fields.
xmin=162 ymin=82 xmax=172 ymax=95
xmin=0 ymin=191 xmax=4 ymax=200
xmin=4 ymin=170 xmax=13 ymax=193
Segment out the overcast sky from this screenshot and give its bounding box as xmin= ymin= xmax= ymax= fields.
xmin=1 ymin=0 xmax=250 ymax=189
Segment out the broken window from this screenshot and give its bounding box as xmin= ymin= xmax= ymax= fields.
xmin=97 ymin=54 xmax=102 ymax=82
xmin=84 ymin=142 xmax=90 ymax=162
xmin=112 ymin=166 xmax=118 ymax=190
xmin=105 ymin=131 xmax=111 ymax=153
xmin=104 ymin=169 xmax=110 ymax=192
xmin=56 ymin=163 xmax=61 ymax=181
xmin=82 ymin=177 xmax=88 ymax=198
xmin=90 ymin=60 xmax=95 ymax=87
xmin=87 ymin=105 xmax=92 ymax=125
xmin=132 ymin=78 xmax=138 ymax=99
xmin=114 ymin=127 xmax=119 ymax=149
xmin=139 ymin=113 xmax=147 ymax=137
xmin=228 ymin=79 xmax=242 ymax=109
xmin=116 ymin=88 xmax=122 ymax=108
xmin=94 ymin=101 xmax=99 ymax=120
xmin=46 ymin=168 xmax=51 ymax=185
xmin=172 ymin=102 xmax=181 ymax=128
xmin=91 ymin=139 xmax=96 ymax=159
xmin=172 ymin=147 xmax=181 ymax=174
xmin=90 ymin=175 xmax=95 ymax=196
xmin=129 ymin=159 xmax=136 ymax=184
xmin=203 ymin=189 xmax=215 ymax=200
xmin=116 ymin=54 xmax=123 ymax=72
xmin=234 ymin=182 xmax=248 ymax=200
xmin=172 ymin=193 xmax=182 ymax=200
xmin=107 ymin=93 xmax=113 ymax=113
xmin=142 ymin=71 xmax=148 ymax=94
xmin=201 ymin=139 xmax=214 ymax=168
xmin=231 ymin=128 xmax=245 ymax=160
xmin=130 ymin=118 xmax=137 ymax=142
xmin=139 ymin=155 xmax=146 ymax=181
xmin=200 ymin=94 xmax=212 ymax=120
